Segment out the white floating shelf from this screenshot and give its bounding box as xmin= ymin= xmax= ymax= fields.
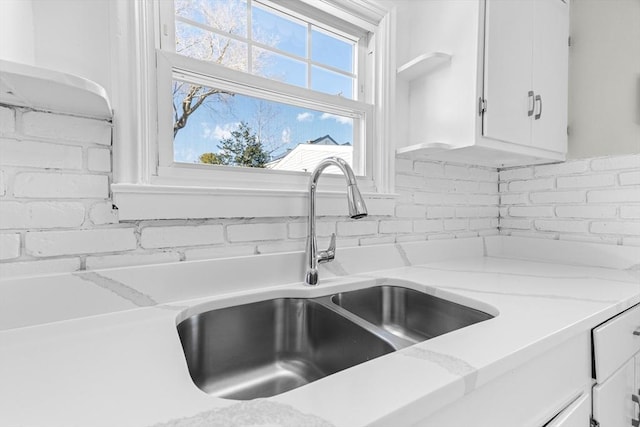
xmin=396 ymin=142 xmax=453 ymax=159
xmin=397 ymin=52 xmax=452 ymax=82
xmin=0 ymin=59 xmax=112 ymax=120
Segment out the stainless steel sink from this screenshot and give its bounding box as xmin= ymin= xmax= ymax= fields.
xmin=331 ymin=285 xmax=493 ymax=345
xmin=177 ymin=298 xmax=395 ymax=400
xmin=177 ymin=285 xmax=493 ymax=400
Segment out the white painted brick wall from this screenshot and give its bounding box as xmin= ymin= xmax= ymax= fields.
xmin=500 ymin=155 xmax=640 ymax=245
xmin=288 ymin=221 xmax=335 ymax=239
xmin=509 ymin=178 xmax=555 ymax=192
xmin=619 ymin=171 xmax=640 ymax=186
xmin=591 ymin=155 xmax=640 ymax=171
xmin=0 ymin=103 xmax=500 ymax=278
xmin=0 ymin=233 xmax=20 ymax=260
xmin=0 ymin=106 xmax=16 ymax=134
xmin=0 ymin=201 xmax=85 ymax=229
xmin=25 ymin=228 xmax=137 ymax=257
xmin=621 ymin=206 xmax=640 ymax=219
xmin=555 ymin=205 xmax=617 ymax=219
xmin=0 ymin=170 xmax=5 ymax=197
xmin=529 ymin=190 xmax=585 ymax=204
xmin=87 ymin=147 xmax=111 ymax=172
xmin=14 ymin=173 xmax=108 ymax=199
xmin=141 ymin=224 xmax=225 ymax=248
xmin=22 ymin=111 xmax=111 ymax=145
xmin=0 ymin=138 xmax=83 ymax=169
xmin=227 ymin=222 xmax=287 ymax=242
xmin=89 ymin=202 xmax=119 ymax=225
xmin=1 ymin=103 xmax=636 ymax=279
xmin=379 ymin=220 xmax=412 ymax=234
xmin=337 ymin=220 xmax=378 ymax=236
xmin=557 ymin=174 xmax=615 ymax=189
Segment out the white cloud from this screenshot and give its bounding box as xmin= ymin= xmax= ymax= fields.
xmin=296 ymin=112 xmax=314 ymax=122
xmin=281 ymin=127 xmax=291 ymax=144
xmin=320 ymin=113 xmax=353 ymax=125
xmin=201 ymin=121 xmax=239 ymax=141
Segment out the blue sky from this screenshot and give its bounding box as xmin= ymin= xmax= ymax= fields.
xmin=173 ymin=92 xmax=354 ymax=163
xmin=173 ymin=1 xmax=355 ymax=164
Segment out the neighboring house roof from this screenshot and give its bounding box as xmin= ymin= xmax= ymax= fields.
xmin=309 ymin=135 xmax=339 ymax=145
xmin=265 ymin=143 xmax=352 ymax=173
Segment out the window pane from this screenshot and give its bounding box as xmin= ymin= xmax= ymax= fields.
xmin=311 ymin=28 xmax=354 ymax=74
xmin=176 ymin=21 xmax=248 ymax=71
xmin=311 ymin=66 xmax=353 ymax=98
xmin=253 ymin=47 xmax=306 ymax=88
xmin=252 ymin=4 xmax=306 ymax=57
xmin=172 ymin=80 xmax=355 ymax=173
xmin=175 ymin=0 xmax=247 ymax=38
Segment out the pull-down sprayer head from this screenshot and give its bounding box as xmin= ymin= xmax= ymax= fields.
xmin=347 ymin=184 xmax=368 ymax=219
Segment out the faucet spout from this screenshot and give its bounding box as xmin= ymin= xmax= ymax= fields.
xmin=305 ymin=157 xmax=368 ymax=286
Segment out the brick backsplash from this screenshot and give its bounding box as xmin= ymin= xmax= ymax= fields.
xmin=499 ymin=156 xmax=640 ymax=245
xmin=0 ymin=103 xmax=637 ymax=279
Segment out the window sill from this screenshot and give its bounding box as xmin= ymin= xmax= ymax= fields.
xmin=111 ymin=183 xmax=396 ymax=220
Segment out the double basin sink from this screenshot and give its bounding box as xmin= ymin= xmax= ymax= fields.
xmin=177 ymin=284 xmax=493 ymax=400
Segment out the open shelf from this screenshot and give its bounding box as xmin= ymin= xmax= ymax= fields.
xmin=397 ymin=52 xmax=452 ymax=82
xmin=0 ymin=59 xmax=112 ymax=119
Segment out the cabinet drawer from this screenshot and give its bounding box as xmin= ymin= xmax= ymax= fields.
xmin=593 ymin=303 xmax=640 ymax=382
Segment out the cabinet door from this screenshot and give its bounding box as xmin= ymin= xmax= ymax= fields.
xmin=593 ymin=357 xmax=635 ymax=427
xmin=482 ymin=0 xmax=534 ymax=146
xmin=531 ymin=0 xmax=569 ymax=153
xmin=636 ymin=354 xmax=640 ymax=426
xmin=544 ymin=393 xmax=591 ymax=427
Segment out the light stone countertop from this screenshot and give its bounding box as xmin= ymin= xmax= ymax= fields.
xmin=0 ymin=236 xmax=638 ymax=427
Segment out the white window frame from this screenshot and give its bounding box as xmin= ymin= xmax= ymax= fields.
xmin=110 ymin=0 xmax=397 ymax=220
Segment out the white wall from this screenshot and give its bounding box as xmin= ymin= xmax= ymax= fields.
xmin=0 ymin=0 xmax=35 ymax=65
xmin=568 ymin=0 xmax=640 ymax=158
xmin=0 ymin=0 xmax=112 ymax=95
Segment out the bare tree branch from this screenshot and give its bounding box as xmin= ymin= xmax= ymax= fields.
xmin=172 ymin=0 xmax=277 ymax=137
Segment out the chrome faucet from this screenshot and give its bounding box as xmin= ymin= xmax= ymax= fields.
xmin=305 ymin=157 xmax=368 ymax=286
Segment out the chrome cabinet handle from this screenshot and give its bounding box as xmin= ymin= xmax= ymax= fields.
xmin=534 ymin=94 xmax=542 ymax=120
xmin=318 ymin=233 xmax=336 ymax=264
xmin=527 ymin=91 xmax=535 ymax=116
xmin=633 ymin=326 xmax=640 ymax=336
xmin=633 ymin=393 xmax=640 ymax=427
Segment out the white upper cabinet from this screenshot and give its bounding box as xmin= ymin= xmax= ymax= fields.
xmin=396 ymin=0 xmax=570 ymax=167
xmin=531 ymin=0 xmax=570 ymax=153
xmin=483 ymin=0 xmax=535 ymax=147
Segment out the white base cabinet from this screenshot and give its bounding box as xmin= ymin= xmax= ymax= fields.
xmin=544 ymin=393 xmax=591 ymax=427
xmin=593 ymin=358 xmax=637 ymax=427
xmin=412 ymin=332 xmax=591 ymax=427
xmin=591 ymin=303 xmax=640 ymax=427
xmin=407 ymin=303 xmax=640 ymax=426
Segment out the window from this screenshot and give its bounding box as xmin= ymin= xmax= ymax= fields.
xmin=159 ymin=0 xmax=370 ymax=175
xmin=110 ymin=0 xmax=395 ymax=219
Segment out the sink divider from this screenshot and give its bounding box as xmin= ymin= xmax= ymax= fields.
xmin=313 ymin=296 xmax=415 ymax=351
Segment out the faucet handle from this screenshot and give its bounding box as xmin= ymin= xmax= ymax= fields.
xmin=318 ymin=233 xmax=336 ymax=264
